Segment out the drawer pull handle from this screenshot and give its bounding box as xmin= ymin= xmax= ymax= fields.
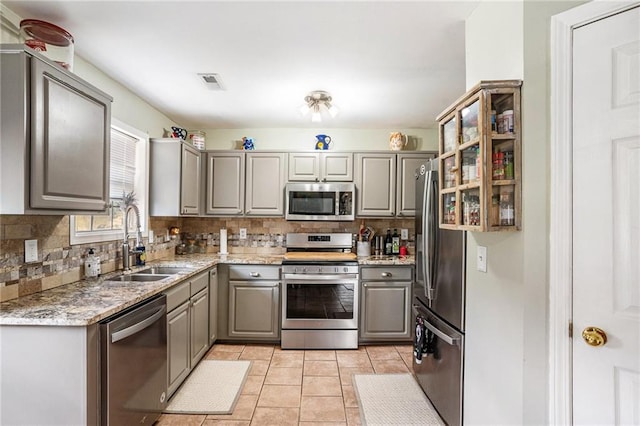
xmin=381 ymin=272 xmax=392 ymax=277
xmin=249 ymin=272 xmax=260 ymax=277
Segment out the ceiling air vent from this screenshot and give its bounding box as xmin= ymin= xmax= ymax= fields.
xmin=198 ymin=73 xmax=225 ymax=90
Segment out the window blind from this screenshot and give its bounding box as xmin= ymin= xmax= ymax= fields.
xmin=110 ymin=128 xmax=137 ymax=199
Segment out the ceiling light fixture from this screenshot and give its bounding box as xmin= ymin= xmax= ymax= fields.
xmin=300 ymin=90 xmax=339 ymax=122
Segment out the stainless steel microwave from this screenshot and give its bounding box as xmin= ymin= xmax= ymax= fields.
xmin=285 ymin=182 xmax=355 ymax=221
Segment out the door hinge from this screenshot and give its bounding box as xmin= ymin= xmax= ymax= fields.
xmin=568 ymin=321 xmax=573 ymax=338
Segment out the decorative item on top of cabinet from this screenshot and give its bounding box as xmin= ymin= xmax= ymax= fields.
xmin=436 ymin=80 xmax=522 ymax=231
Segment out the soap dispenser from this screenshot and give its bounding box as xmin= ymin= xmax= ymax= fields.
xmin=84 ymin=248 xmax=101 ymax=278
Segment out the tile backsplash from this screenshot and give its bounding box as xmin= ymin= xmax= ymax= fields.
xmin=0 ymin=215 xmax=414 ymax=302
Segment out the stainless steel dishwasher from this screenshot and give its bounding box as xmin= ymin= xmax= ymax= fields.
xmin=100 ymin=294 xmax=168 ymax=425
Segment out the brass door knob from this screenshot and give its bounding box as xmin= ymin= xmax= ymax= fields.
xmin=582 ymin=326 xmax=607 ymax=347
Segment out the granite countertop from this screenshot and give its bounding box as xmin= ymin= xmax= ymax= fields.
xmin=0 ymin=253 xmax=413 ymax=327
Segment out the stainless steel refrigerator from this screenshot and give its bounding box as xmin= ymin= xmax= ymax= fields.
xmin=413 ymin=159 xmax=466 ymax=426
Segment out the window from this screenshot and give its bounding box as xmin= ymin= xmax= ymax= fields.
xmin=70 ymin=119 xmax=149 ymax=245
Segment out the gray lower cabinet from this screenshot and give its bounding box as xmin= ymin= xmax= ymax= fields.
xmin=1 ymin=45 xmax=112 ymax=214
xmin=359 ymin=266 xmax=413 ymax=342
xmin=165 ymin=270 xmax=210 ymax=397
xmin=209 ymin=267 xmax=218 ymax=345
xmin=218 ymin=265 xmax=280 ymax=341
xmin=167 ymin=297 xmax=190 ymax=397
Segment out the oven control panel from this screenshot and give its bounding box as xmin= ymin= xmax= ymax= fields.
xmin=282 ymin=264 xmax=359 ymax=275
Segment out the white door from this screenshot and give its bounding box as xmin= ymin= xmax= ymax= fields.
xmin=572 ymin=5 xmax=640 ymax=425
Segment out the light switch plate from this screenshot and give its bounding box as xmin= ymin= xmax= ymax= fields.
xmin=239 ymin=228 xmax=247 ymax=240
xmin=148 ymin=230 xmax=154 ymax=244
xmin=477 ymin=246 xmax=487 ymax=273
xmin=400 ymin=228 xmax=409 ymax=240
xmin=25 ymin=239 xmax=38 ymax=263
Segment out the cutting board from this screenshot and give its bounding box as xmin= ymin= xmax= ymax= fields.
xmin=284 ymin=252 xmax=357 ymax=261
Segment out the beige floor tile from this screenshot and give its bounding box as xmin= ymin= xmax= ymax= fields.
xmin=299 ymin=396 xmax=346 ymax=422
xmin=298 ymin=423 xmax=347 ymax=426
xmin=271 ymin=352 xmax=304 ymax=368
xmin=242 ymin=375 xmax=265 ymax=395
xmin=211 ymin=343 xmax=246 ymax=353
xmin=207 ymin=394 xmax=258 ymax=421
xmin=364 ymin=345 xmax=402 ymax=360
xmin=345 ymin=407 xmax=362 ymax=426
xmin=335 ymin=353 xmax=372 ymax=369
xmin=203 ymin=421 xmax=251 ymax=426
xmin=370 ymin=359 xmax=410 ymax=374
xmin=240 ymin=345 xmax=275 ymax=360
xmin=398 ymin=351 xmax=415 ymax=371
xmin=303 ymin=360 xmax=339 ymax=376
xmin=257 ymin=385 xmax=302 ymax=408
xmin=250 ymin=407 xmax=299 ymax=426
xmin=265 ymin=366 xmax=303 ymax=385
xmin=394 ymin=344 xmax=414 ymax=355
xmin=302 ymin=376 xmax=342 ymax=396
xmin=341 ymin=385 xmax=358 ymax=408
xmin=274 ymin=347 xmax=304 ymax=355
xmin=206 ymin=351 xmax=241 ymax=360
xmin=249 ymin=360 xmax=271 ymax=376
xmin=304 ymin=350 xmax=336 ymax=361
xmin=337 ymin=366 xmax=374 ymax=387
xmin=156 ymin=413 xmax=207 ymax=425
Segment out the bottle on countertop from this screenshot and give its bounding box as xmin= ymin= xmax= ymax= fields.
xmin=84 ymin=248 xmax=101 ymax=278
xmin=384 ymin=229 xmax=392 ymax=256
xmin=392 ymin=229 xmax=400 ymax=255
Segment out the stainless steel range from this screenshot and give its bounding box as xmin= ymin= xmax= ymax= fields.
xmin=281 ymin=233 xmax=359 ymax=349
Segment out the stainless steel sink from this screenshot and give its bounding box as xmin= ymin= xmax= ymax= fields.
xmin=135 ymin=267 xmax=195 ymax=275
xmin=107 ymin=274 xmax=171 ymax=282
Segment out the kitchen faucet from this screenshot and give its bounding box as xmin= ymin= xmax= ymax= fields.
xmin=122 ymin=193 xmax=143 ymax=272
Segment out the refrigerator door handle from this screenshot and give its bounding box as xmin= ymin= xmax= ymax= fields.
xmin=412 ymin=304 xmax=460 ymax=346
xmin=424 ymin=171 xmax=438 ymax=300
xmin=423 ymin=318 xmax=460 ymax=346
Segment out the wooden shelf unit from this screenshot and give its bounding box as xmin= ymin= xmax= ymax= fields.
xmin=436 ymin=80 xmax=522 ymax=231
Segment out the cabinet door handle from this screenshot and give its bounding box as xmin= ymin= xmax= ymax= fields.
xmin=249 ymin=272 xmax=260 ymax=277
xmin=381 ymin=272 xmax=392 ymax=277
xmin=315 ymin=178 xmax=320 ymax=182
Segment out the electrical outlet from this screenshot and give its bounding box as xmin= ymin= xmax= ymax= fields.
xmin=239 ymin=228 xmax=247 ymax=240
xmin=148 ymin=230 xmax=154 ymax=244
xmin=25 ymin=239 xmax=38 ymax=263
xmin=477 ymin=246 xmax=487 ymax=273
xmin=400 ymin=228 xmax=409 ymax=240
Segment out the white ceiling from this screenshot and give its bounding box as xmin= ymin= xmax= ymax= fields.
xmin=4 ymin=1 xmax=479 ymax=130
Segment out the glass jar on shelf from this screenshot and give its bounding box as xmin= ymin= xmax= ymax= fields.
xmin=444 ymin=156 xmax=456 ymax=188
xmin=503 ymin=151 xmax=514 ymax=180
xmin=492 ymin=149 xmax=505 ymax=180
xmin=499 ymin=190 xmax=515 ymax=226
xmin=443 ymin=194 xmax=456 ymax=225
xmin=443 ymin=117 xmax=457 ymax=153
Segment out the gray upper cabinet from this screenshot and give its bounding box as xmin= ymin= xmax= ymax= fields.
xmin=149 ymin=139 xmax=201 ymax=216
xmin=245 ymin=152 xmax=287 ymax=216
xmin=1 ymin=45 xmax=112 ymax=214
xmin=355 ymin=153 xmax=396 ymax=217
xmin=288 ymin=152 xmax=353 ymax=182
xmin=396 ymin=152 xmax=436 ymax=217
xmin=205 ymin=152 xmax=245 ymax=215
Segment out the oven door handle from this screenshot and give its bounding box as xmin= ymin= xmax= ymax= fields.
xmin=283 ymin=274 xmax=358 ymax=281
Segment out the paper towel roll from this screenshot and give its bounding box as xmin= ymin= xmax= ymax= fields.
xmin=219 ymin=228 xmax=228 ymax=254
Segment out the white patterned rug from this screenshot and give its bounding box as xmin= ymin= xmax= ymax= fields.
xmin=164 ymin=360 xmax=251 ymax=414
xmin=353 ymin=374 xmax=445 ymax=425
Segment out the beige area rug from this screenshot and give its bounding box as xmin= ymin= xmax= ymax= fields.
xmin=353 ymin=374 xmax=445 ymax=426
xmin=164 ymin=360 xmax=251 ymax=414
